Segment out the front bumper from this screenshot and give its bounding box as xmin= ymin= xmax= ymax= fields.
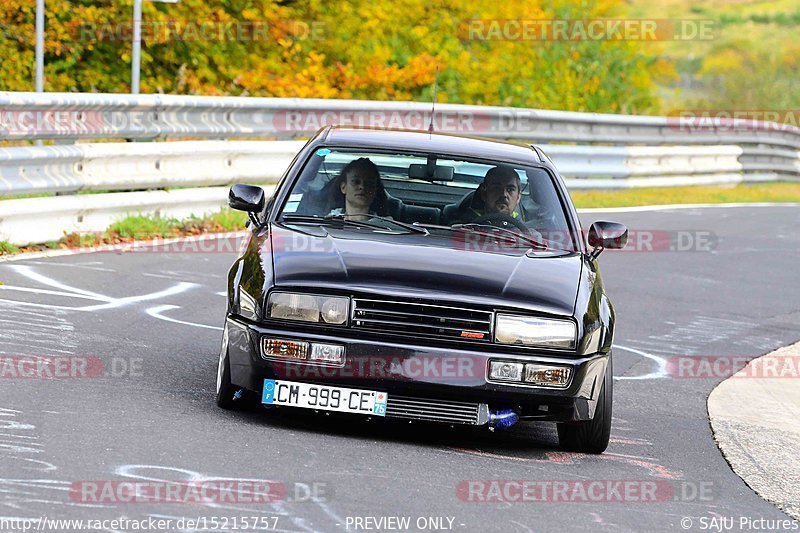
xmin=225 ymin=315 xmax=609 ymax=423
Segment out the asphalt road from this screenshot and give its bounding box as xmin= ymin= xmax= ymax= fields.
xmin=0 ymin=205 xmax=798 ymax=533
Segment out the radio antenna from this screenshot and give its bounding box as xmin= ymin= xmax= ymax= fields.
xmin=428 ymin=66 xmax=439 ymax=134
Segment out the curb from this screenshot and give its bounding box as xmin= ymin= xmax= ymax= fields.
xmin=708 ymin=340 xmax=800 ymax=520
xmin=576 ymin=202 xmax=800 ymax=213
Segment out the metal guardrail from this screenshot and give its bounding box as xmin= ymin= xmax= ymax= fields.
xmin=0 ymin=141 xmax=303 ymax=196
xmin=0 ymin=91 xmax=798 ymax=245
xmin=0 ymin=187 xmax=246 ymax=246
xmin=2 ymin=91 xmax=800 ymax=149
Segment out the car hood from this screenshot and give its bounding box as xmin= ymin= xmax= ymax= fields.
xmin=269 ymin=224 xmax=582 ymax=317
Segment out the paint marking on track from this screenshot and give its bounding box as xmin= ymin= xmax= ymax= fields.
xmin=79 ymin=283 xmax=197 ymax=312
xmin=24 ymin=261 xmax=116 ymax=273
xmin=0 ymin=286 xmax=106 ymax=301
xmin=613 ymin=344 xmax=668 ymax=380
xmin=145 ymin=305 xmax=223 ymax=331
xmin=0 ymin=265 xmax=197 ymax=312
xmin=7 ymin=265 xmax=112 ymax=302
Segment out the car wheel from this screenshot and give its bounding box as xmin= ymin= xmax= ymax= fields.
xmin=216 ymin=323 xmax=240 ymax=409
xmin=557 ymin=354 xmax=613 ymax=454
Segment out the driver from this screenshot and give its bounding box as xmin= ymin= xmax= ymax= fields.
xmin=478 ymin=165 xmax=522 ymax=218
xmin=447 ymin=165 xmax=523 ymax=224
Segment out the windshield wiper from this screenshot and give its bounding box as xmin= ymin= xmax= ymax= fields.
xmin=353 ymin=215 xmax=429 ymax=235
xmin=280 ymin=214 xmax=385 ymax=230
xmin=280 ymin=214 xmax=427 ymax=235
xmin=451 ymin=223 xmax=549 ymax=250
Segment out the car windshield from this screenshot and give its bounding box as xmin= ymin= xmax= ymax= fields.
xmin=277 ymin=147 xmax=578 ymax=252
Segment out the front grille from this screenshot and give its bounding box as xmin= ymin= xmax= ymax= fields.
xmin=385 ymin=396 xmax=489 ymax=425
xmin=352 ymin=299 xmax=493 ymax=342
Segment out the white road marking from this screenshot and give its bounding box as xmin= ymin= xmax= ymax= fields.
xmin=0 ymin=286 xmax=105 ymax=301
xmin=7 ymin=265 xmax=112 ymax=301
xmin=632 ymin=316 xmax=758 ymax=356
xmin=24 ymin=261 xmax=116 ymax=272
xmin=613 ymin=344 xmax=668 ymax=380
xmin=0 ymin=318 xmax=73 ymax=332
xmin=145 ymin=305 xmax=223 ymax=331
xmin=0 ymin=265 xmax=197 ymax=312
xmin=79 ymin=283 xmax=197 ymax=312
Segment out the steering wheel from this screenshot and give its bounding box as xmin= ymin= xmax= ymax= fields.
xmin=470 ymin=212 xmax=529 ymax=233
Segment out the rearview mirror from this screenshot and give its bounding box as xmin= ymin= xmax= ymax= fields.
xmin=229 ymin=184 xmax=265 ymax=213
xmin=588 ymin=221 xmax=628 ymax=258
xmin=408 ymin=163 xmax=454 ymax=181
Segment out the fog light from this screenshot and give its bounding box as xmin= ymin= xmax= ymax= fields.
xmin=489 ymin=361 xmax=523 ymax=382
xmin=262 ymin=338 xmax=308 ymax=360
xmin=310 ymin=343 xmax=344 ymax=364
xmin=524 ymin=363 xmax=572 ymax=388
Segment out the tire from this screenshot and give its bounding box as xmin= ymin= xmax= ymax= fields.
xmin=557 ymin=354 xmax=613 ymax=454
xmin=215 ymin=324 xmax=239 ymax=409
xmin=216 ymin=323 xmax=262 ymax=410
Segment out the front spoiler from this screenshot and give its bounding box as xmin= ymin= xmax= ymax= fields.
xmin=223 ymin=315 xmax=609 ymax=422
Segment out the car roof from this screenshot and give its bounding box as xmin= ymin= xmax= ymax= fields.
xmin=320 ymin=127 xmax=546 ymax=166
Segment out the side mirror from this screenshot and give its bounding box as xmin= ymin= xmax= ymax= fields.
xmin=588 ymin=221 xmax=628 ymax=258
xmin=229 ymin=184 xmax=265 ymax=213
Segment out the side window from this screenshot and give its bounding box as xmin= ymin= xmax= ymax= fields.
xmin=523 ymin=168 xmax=574 ymax=249
xmin=289 ymin=152 xmax=328 ymax=215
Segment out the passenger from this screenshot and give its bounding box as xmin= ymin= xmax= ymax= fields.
xmin=327 ymin=157 xmax=388 ymax=220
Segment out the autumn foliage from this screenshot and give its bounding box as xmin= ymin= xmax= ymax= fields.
xmin=2 ymin=0 xmax=671 ymax=113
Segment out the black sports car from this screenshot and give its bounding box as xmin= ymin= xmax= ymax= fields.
xmin=217 ymin=127 xmax=627 ymax=453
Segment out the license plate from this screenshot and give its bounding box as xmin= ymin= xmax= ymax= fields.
xmin=262 ymin=379 xmax=387 ymax=416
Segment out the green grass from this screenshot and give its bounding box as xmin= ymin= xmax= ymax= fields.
xmin=570 ymin=182 xmax=800 ymax=208
xmin=103 ymin=209 xmax=248 ymax=240
xmin=0 ymin=209 xmax=249 ymax=256
xmin=107 ymin=215 xmax=181 ymax=239
xmin=0 ymin=241 xmax=20 ymax=254
xmin=209 ymin=210 xmax=248 ymax=231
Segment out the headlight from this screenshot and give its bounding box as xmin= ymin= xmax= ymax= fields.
xmin=321 ymin=297 xmax=349 ymax=324
xmin=267 ymin=292 xmax=349 ymax=325
xmin=494 ymin=314 xmax=577 ymax=350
